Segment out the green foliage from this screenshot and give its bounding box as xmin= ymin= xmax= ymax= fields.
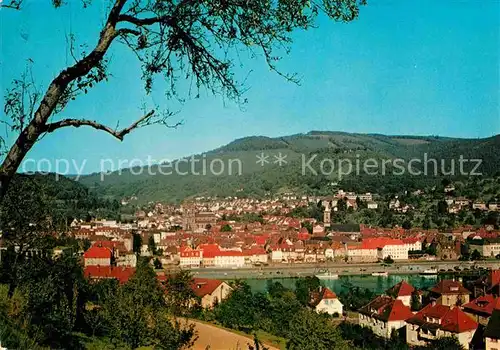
xmin=295 ymin=276 xmax=320 ymax=306
xmin=286 ymin=310 xmax=350 ymax=350
xmin=2 ymin=174 xmax=120 ymax=227
xmin=471 ymin=249 xmax=482 ymax=261
xmin=221 ymin=224 xmax=233 ymax=232
xmin=78 ymin=134 xmax=500 ymax=204
xmin=133 ymin=231 xmax=142 ymax=254
xmin=214 ymin=282 xmax=259 ymax=331
xmin=414 ymin=336 xmax=464 ymax=350
xmin=340 ymin=322 xmax=463 ymax=350
xmin=411 ymin=291 xmax=422 ymax=311
xmin=163 ymin=270 xmax=197 ymax=316
xmin=383 ymin=256 xmax=394 ymax=264
xmin=148 ymin=235 xmax=157 ymax=255
xmin=338 ymin=282 xmax=375 ymax=311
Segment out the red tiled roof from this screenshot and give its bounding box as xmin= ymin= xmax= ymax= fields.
xmin=490 ymin=270 xmax=500 ymax=287
xmin=430 ymin=280 xmax=470 ymax=295
xmin=83 ymin=245 xmax=112 ymax=259
xmin=84 ymin=266 xmax=135 ymax=284
xmin=407 ymin=304 xmax=478 ymax=334
xmin=215 ymin=250 xmax=244 ymax=256
xmin=320 ymin=287 xmax=337 ymax=300
xmin=441 ymin=307 xmax=478 ymax=333
xmin=242 ymin=247 xmax=267 ymax=256
xmin=463 ymin=295 xmax=500 ymax=316
xmin=359 ymin=295 xmax=413 ymax=322
xmin=386 ymin=281 xmax=415 ymax=297
xmin=362 ymin=237 xmax=405 ymax=249
xmin=191 ymin=278 xmax=224 ymax=297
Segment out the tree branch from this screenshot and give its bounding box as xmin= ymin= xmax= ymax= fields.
xmin=116 ymin=28 xmax=141 ymax=37
xmin=117 ymin=14 xmax=174 ymax=26
xmin=43 ymin=110 xmax=157 ymax=141
xmin=0 ymin=0 xmax=23 ymax=10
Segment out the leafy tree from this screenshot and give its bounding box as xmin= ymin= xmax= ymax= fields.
xmin=148 ymin=235 xmax=157 ymax=255
xmin=301 ymin=221 xmax=313 ymax=234
xmin=247 ymin=333 xmax=270 ymax=350
xmin=132 ymin=232 xmax=142 ymax=255
xmin=411 ymin=290 xmax=422 ymax=311
xmin=0 ymin=0 xmax=365 ymax=201
xmin=221 ymin=224 xmax=233 ymax=232
xmin=383 ymin=256 xmax=394 ymax=264
xmin=402 ymin=220 xmax=412 ymax=229
xmin=339 ymin=282 xmax=375 ymax=311
xmin=153 ymin=257 xmax=163 ymax=269
xmin=295 ymin=276 xmax=320 ymax=306
xmin=266 ymin=281 xmax=289 ymax=299
xmin=337 ymin=198 xmax=348 ymax=212
xmin=214 ymin=281 xmax=259 ymax=331
xmin=437 ymin=200 xmax=448 ymax=215
xmin=422 ymin=217 xmax=431 ymax=230
xmin=286 ymin=310 xmax=349 ymax=350
xmin=98 ymin=258 xmax=196 ymax=349
xmin=414 ymin=336 xmax=464 ymax=350
xmin=471 ymin=249 xmax=482 ymax=261
xmin=163 ymin=270 xmax=197 ymax=316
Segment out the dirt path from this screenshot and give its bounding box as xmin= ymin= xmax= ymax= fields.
xmin=187 ymin=320 xmax=280 ymax=350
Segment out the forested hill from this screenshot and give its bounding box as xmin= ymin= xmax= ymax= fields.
xmin=3 ymin=174 xmax=120 ymax=223
xmin=73 ymin=132 xmax=500 ymax=203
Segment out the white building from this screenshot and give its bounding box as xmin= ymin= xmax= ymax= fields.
xmin=358 ymin=296 xmax=413 ymax=339
xmin=406 ymin=304 xmax=478 ymax=349
xmin=214 ymin=251 xmax=245 ymax=267
xmin=312 ymin=287 xmax=343 ymax=316
xmin=179 ymin=247 xmax=203 ymax=267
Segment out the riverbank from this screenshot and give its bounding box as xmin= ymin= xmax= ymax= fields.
xmin=169 ymin=260 xmax=500 ymax=280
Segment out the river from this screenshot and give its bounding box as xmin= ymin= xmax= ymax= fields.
xmin=244 ymin=274 xmax=447 ymax=295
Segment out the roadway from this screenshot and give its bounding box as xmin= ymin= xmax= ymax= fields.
xmin=166 ymin=260 xmax=500 ymax=279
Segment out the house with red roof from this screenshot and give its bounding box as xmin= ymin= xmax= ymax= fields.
xmin=406 ymin=303 xmax=478 ymax=348
xmin=198 ymin=243 xmax=220 ymax=267
xmin=310 ymin=286 xmax=343 ymax=316
xmin=83 ymin=244 xmax=112 ymax=267
xmin=463 ymin=295 xmax=500 ymax=325
xmin=386 ymin=281 xmax=416 ymax=307
xmin=485 ymin=308 xmax=500 ymax=350
xmin=84 ymin=265 xmax=135 ymax=284
xmin=179 ymin=246 xmax=203 ymax=267
xmin=242 ymin=247 xmax=268 ymax=265
xmin=362 ymin=237 xmax=408 ymax=260
xmin=358 ymin=295 xmax=414 ymax=338
xmin=214 ymin=250 xmax=245 ymax=267
xmin=346 ymin=242 xmax=378 ymax=263
xmin=430 ymin=280 xmax=470 ymax=307
xmin=472 ymin=269 xmax=500 ymax=298
xmin=191 ymin=278 xmax=233 ymax=308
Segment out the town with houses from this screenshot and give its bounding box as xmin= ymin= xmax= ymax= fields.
xmin=4 ymin=187 xmax=500 ymax=349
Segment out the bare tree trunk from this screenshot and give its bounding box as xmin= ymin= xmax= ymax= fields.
xmin=0 ymin=0 xmax=127 ymax=202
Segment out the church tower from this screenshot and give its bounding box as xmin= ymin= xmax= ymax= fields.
xmin=323 ymin=204 xmax=331 ymax=228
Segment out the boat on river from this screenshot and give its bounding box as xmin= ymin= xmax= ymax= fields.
xmin=371 ymin=271 xmax=389 ymax=277
xmin=315 ymin=271 xmax=339 ymax=280
xmin=420 ymin=268 xmax=438 ymax=275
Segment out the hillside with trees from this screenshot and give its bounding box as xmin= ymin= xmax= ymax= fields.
xmin=77 ymin=132 xmax=500 ymax=203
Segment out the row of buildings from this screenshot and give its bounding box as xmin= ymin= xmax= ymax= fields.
xmin=357 ymin=271 xmax=500 ymax=349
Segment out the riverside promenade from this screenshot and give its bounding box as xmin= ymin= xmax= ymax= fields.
xmin=165 ymin=260 xmax=500 ymax=280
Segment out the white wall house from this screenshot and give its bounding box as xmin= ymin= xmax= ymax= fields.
xmin=406 ymin=304 xmax=478 ymax=349
xmin=214 ymin=251 xmax=245 ymax=267
xmin=179 ymin=248 xmax=203 ymax=267
xmin=312 ymin=287 xmax=343 ymax=316
xmin=358 ymin=296 xmax=413 ymax=339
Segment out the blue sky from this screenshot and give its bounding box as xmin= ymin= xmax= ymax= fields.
xmin=1 ymin=0 xmax=499 ymax=174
